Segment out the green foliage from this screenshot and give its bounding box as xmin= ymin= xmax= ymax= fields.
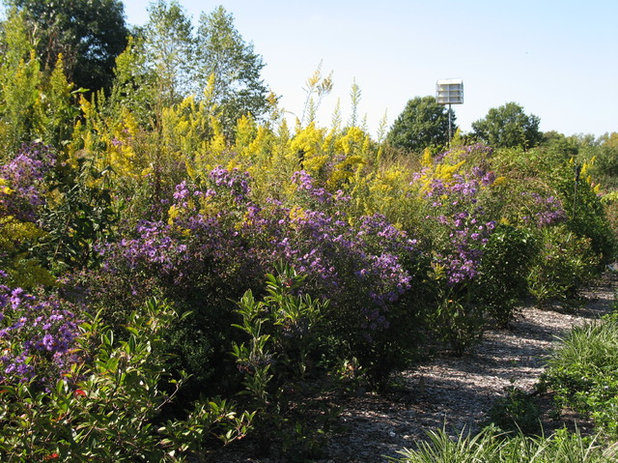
xmin=231 ymin=264 xmax=334 ymax=459
xmin=488 ymin=387 xmax=543 ymax=435
xmin=474 ymin=225 xmax=537 ymax=326
xmin=391 ymin=426 xmax=613 ymax=463
xmin=0 ymin=298 xmax=253 ymax=461
xmin=141 ymin=0 xmax=195 ymax=107
xmin=528 ymin=226 xmax=599 ymax=303
xmin=472 ymin=102 xmax=542 ymax=150
xmin=37 ymin=160 xmax=117 ymax=272
xmin=4 ymin=0 xmax=129 ymax=93
xmin=196 ymin=5 xmax=271 ymax=137
xmin=387 ymin=96 xmax=454 ymax=152
xmin=544 ymin=315 xmax=618 ymax=437
xmin=428 ymin=286 xmax=485 ymax=355
xmin=556 ymin=164 xmax=616 ymax=263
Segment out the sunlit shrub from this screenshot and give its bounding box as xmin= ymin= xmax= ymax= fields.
xmin=0 ymin=296 xmax=253 ymax=461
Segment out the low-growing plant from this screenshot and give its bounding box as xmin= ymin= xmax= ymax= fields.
xmin=391 ymin=426 xmax=613 ymax=462
xmin=488 ymin=387 xmax=543 ymax=435
xmin=543 ymin=316 xmax=618 ymax=437
xmin=0 ymin=296 xmax=254 ymax=461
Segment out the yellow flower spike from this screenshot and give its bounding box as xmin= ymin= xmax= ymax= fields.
xmin=492 ymin=176 xmax=506 ymax=186
xmin=288 ymin=206 xmax=306 ymax=222
xmin=421 ymin=148 xmax=433 ymax=167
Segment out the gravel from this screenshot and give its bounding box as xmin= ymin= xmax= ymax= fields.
xmin=211 ymin=273 xmax=616 ymax=462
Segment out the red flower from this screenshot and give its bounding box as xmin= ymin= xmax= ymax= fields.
xmin=74 ymin=389 xmax=86 ymax=397
xmin=45 ymin=452 xmax=59 ymax=460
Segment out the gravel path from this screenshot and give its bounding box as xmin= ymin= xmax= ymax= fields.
xmin=327 ymin=273 xmax=616 ymax=462
xmin=211 ymin=273 xmax=616 ymax=462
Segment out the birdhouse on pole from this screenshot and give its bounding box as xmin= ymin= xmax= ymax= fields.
xmin=436 ymin=79 xmax=463 ymax=145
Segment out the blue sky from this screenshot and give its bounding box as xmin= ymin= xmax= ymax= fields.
xmin=8 ymin=1 xmax=618 ymax=138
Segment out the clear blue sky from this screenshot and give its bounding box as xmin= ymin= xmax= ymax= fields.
xmin=8 ymin=1 xmax=618 ymax=138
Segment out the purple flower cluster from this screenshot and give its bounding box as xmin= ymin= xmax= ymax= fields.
xmin=100 ymin=175 xmax=263 ymax=292
xmin=209 ymin=166 xmax=250 ymax=203
xmin=101 ymin=221 xmax=189 ymax=278
xmin=0 ymin=285 xmax=81 ymax=386
xmin=417 ymin=149 xmax=499 ymax=285
xmin=521 ymin=192 xmax=567 ymax=227
xmin=435 ymin=211 xmax=497 ymax=285
xmin=291 ymin=170 xmax=351 ymax=206
xmin=100 ymin=168 xmax=417 ymax=334
xmin=0 ymin=143 xmax=56 ymax=222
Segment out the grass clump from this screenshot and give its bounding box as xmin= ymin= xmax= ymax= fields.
xmin=543 ymin=310 xmax=618 ymax=436
xmin=391 ymin=426 xmax=614 ymax=462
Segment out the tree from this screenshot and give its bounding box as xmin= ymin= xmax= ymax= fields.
xmin=472 ymin=102 xmax=542 ymax=149
xmin=387 ymin=96 xmax=454 ymax=152
xmin=3 ymin=0 xmax=128 ymax=93
xmin=195 ymin=6 xmax=270 ymax=137
xmin=140 ymin=0 xmax=195 ymax=107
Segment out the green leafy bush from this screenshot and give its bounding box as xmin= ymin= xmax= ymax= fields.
xmin=488 ymin=387 xmax=542 ymax=435
xmin=0 ymin=297 xmax=253 ymax=461
xmin=544 ymin=314 xmax=618 ymax=436
xmin=474 ymin=224 xmax=536 ymax=326
xmin=528 ymin=226 xmax=599 ymax=303
xmin=231 ymin=264 xmax=335 ymax=459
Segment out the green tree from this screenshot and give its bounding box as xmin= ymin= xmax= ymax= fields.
xmin=196 ymin=6 xmax=270 ymax=137
xmin=472 ymin=102 xmax=542 ymax=149
xmin=2 ymin=0 xmax=128 ymax=93
xmin=387 ymin=96 xmax=454 ymax=152
xmin=140 ymin=0 xmax=195 ymax=108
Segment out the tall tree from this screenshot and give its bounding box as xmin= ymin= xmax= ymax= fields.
xmin=196 ymin=6 xmax=270 ymax=136
xmin=387 ymin=96 xmax=454 ymax=152
xmin=472 ymin=102 xmax=542 ymax=149
xmin=140 ymin=0 xmax=195 ymax=107
xmin=3 ymin=0 xmax=129 ymax=93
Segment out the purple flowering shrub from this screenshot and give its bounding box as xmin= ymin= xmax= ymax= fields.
xmin=412 ymin=144 xmax=529 ymax=351
xmin=0 ymin=297 xmax=254 ymax=461
xmin=83 ymin=166 xmax=424 ymax=387
xmin=0 ymin=143 xmax=59 ymax=287
xmin=0 ymin=281 xmax=82 ymax=388
xmin=0 ymin=142 xmax=56 ymax=222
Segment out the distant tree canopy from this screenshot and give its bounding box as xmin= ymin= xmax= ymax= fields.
xmin=387 ymin=96 xmax=454 ymax=152
xmin=120 ymin=1 xmax=271 ymax=137
xmin=472 ymin=102 xmax=542 ymax=149
xmin=2 ymin=0 xmax=129 ymax=93
xmin=196 ymin=6 xmax=270 ymax=135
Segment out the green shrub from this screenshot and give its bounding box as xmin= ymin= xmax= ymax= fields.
xmin=0 ymin=298 xmax=253 ymax=461
xmin=528 ymin=225 xmax=599 ymax=303
xmin=231 ymin=264 xmax=335 ymax=459
xmin=474 ymin=224 xmax=537 ymax=326
xmin=488 ymin=387 xmax=543 ymax=435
